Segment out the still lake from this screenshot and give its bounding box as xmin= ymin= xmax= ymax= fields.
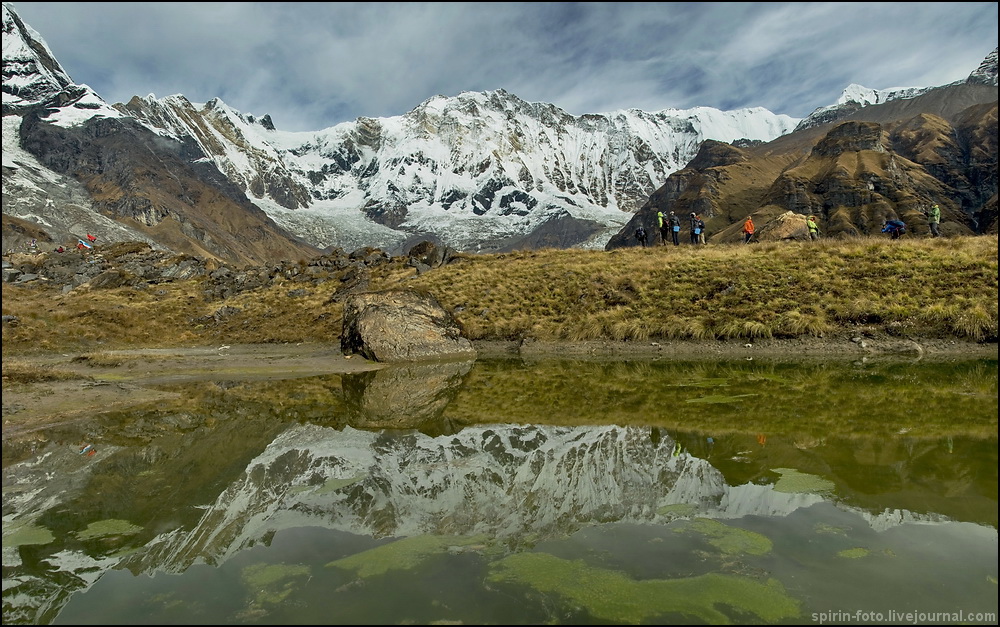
xmin=3 ymin=354 xmax=997 ymax=625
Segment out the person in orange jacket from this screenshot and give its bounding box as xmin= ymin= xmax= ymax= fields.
xmin=742 ymin=216 xmax=755 ymax=244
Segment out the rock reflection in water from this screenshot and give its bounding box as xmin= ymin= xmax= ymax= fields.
xmin=342 ymin=359 xmax=472 ymax=434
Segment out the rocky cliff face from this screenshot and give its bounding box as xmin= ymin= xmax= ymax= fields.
xmin=14 ymin=110 xmax=321 ymax=266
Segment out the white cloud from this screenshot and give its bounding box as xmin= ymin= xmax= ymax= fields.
xmin=9 ymin=1 xmax=998 ymax=131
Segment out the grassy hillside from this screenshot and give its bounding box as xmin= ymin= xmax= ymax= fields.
xmin=2 ymin=236 xmax=997 ymax=354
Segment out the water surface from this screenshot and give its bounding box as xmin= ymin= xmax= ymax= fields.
xmin=3 ymin=356 xmax=997 ymax=624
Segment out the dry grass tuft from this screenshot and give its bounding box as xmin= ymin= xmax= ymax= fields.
xmin=2 ymin=361 xmax=88 ymax=384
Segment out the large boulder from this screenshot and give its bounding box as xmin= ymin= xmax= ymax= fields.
xmin=754 ymin=211 xmax=812 ymax=242
xmin=405 ymin=240 xmax=458 ymax=274
xmin=341 ymin=289 xmax=476 ymax=362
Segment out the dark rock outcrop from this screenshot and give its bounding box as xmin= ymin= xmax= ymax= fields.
xmin=1 ymin=241 xmax=400 ymax=305
xmin=405 ymin=240 xmax=460 ymax=274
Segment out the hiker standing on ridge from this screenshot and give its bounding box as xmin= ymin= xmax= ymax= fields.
xmin=689 ymin=213 xmax=700 ymax=245
xmin=656 ymin=209 xmax=669 ymax=246
xmin=924 ymin=204 xmax=941 ymax=237
xmin=806 ymin=215 xmax=820 ymax=241
xmin=742 ymin=216 xmax=755 ymax=244
xmin=668 ymin=211 xmax=681 ymax=246
xmin=634 ymin=225 xmax=648 ymax=247
xmin=694 ymin=214 xmax=706 ymax=245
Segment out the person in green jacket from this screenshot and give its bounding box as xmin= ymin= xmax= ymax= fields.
xmin=806 ymin=215 xmax=820 ymax=241
xmin=925 ymin=204 xmax=941 ymax=237
xmin=656 ymin=209 xmax=669 ymax=246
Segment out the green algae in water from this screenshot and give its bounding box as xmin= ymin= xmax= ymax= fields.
xmin=674 ymin=518 xmax=773 ymax=556
xmin=326 ymin=534 xmax=490 ymax=578
xmin=241 ymin=563 xmax=311 ymax=607
xmin=488 ymin=552 xmax=800 ymax=624
xmin=686 ymin=393 xmax=757 ymax=404
xmin=2 ymin=523 xmax=55 ymax=548
xmin=678 ymin=377 xmax=731 ymax=388
xmin=771 ymin=468 xmax=836 ymax=494
xmin=837 ymin=547 xmax=871 ymax=559
xmin=76 ymin=519 xmax=144 ymax=540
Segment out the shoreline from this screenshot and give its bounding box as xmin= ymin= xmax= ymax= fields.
xmin=2 ymin=336 xmax=996 ymax=438
xmin=472 ymin=336 xmax=999 ymax=361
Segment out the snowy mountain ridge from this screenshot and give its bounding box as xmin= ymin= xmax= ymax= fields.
xmin=4 ymin=1 xmax=797 ymax=255
xmin=3 ymin=1 xmax=996 ymax=259
xmin=114 ymin=88 xmax=799 ymax=253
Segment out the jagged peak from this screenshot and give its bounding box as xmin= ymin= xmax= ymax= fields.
xmin=160 ymin=93 xmax=195 ymax=107
xmin=797 ymin=47 xmax=998 ymax=133
xmin=966 ymin=46 xmax=998 ymax=86
xmin=411 ymin=88 xmax=589 ymax=125
xmin=2 ymin=2 xmax=74 ymax=114
xmin=130 ymin=94 xmax=275 ymax=131
xmin=836 ymin=83 xmax=931 ymax=108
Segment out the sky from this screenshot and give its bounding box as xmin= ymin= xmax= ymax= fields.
xmin=9 ymin=2 xmax=998 ymax=132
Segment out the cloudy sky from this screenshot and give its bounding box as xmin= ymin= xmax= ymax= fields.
xmin=10 ymin=2 xmax=998 ymax=132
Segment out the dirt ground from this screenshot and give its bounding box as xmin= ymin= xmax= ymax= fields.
xmin=3 ymin=336 xmax=996 ymax=438
xmin=1 ymin=343 xmax=382 ymax=437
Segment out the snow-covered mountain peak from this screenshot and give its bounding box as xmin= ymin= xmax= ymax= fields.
xmin=967 ymin=46 xmax=998 ymax=85
xmin=795 ymin=47 xmax=998 ymax=133
xmin=836 ymin=82 xmax=930 ymax=107
xmin=2 ymin=2 xmax=71 ymax=110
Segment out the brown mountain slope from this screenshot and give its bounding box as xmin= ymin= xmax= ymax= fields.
xmin=16 ymin=112 xmax=321 ymax=266
xmin=608 ymin=82 xmax=998 ymax=248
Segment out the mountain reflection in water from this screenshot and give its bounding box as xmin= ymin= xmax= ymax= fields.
xmin=3 ymin=357 xmax=997 ymax=625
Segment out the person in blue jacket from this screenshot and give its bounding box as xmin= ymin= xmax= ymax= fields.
xmin=882 ymin=219 xmax=906 ymax=239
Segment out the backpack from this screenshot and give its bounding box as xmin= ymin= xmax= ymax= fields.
xmin=635 ymin=226 xmax=647 ymax=239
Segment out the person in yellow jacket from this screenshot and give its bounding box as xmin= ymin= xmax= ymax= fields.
xmin=656 ymin=209 xmax=669 ymax=246
xmin=806 ymin=215 xmax=820 ymax=240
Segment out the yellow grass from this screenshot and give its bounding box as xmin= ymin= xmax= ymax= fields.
xmin=2 ymin=235 xmax=997 ymax=353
